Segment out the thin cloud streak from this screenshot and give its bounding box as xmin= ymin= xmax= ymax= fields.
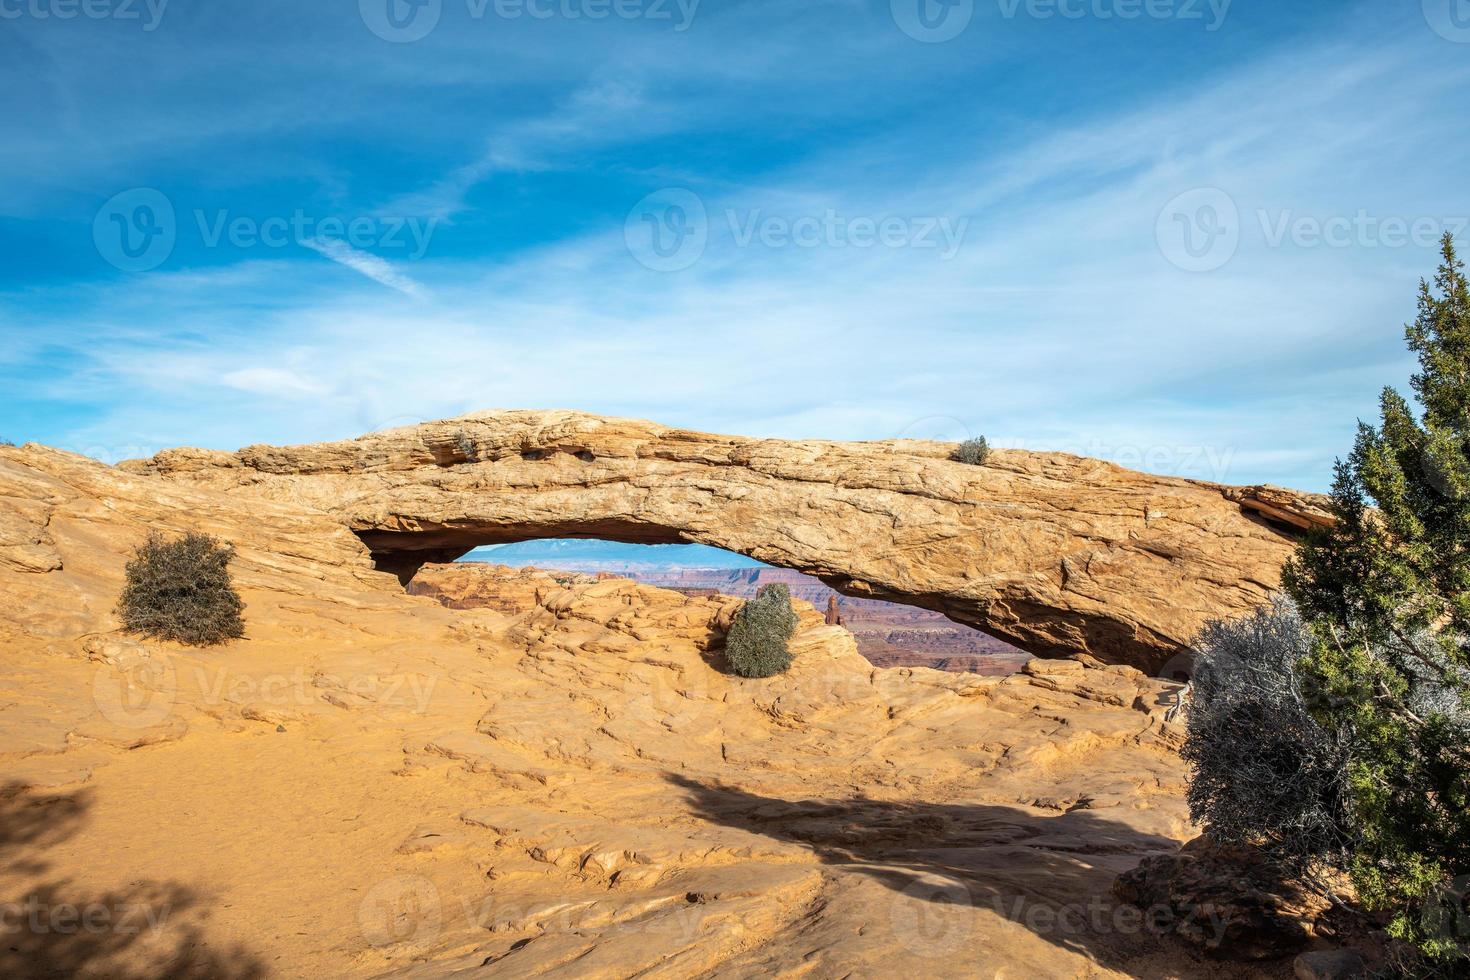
xmin=301 ymin=238 xmax=429 ymax=299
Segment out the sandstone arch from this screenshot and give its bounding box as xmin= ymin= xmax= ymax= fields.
xmin=126 ymin=410 xmax=1331 ymax=672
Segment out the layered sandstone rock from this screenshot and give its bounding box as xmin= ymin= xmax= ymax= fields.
xmin=126 ymin=409 xmax=1329 ymax=672
xmin=0 ymin=440 xmax=1246 ymax=978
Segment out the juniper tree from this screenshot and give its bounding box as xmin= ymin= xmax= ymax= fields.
xmin=1284 ymin=234 xmax=1470 ymax=965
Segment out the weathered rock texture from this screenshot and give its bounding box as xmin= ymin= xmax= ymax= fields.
xmin=126 ymin=410 xmax=1330 ymax=672
xmin=1 ymin=440 xmax=1272 ymax=978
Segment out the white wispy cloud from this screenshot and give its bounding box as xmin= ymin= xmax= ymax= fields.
xmin=301 ymin=238 xmax=429 ymax=299
xmin=220 ymin=367 xmax=328 ymax=399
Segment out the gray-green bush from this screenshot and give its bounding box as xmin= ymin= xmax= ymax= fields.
xmin=1180 ymin=596 xmax=1355 ymax=876
xmin=117 ymin=532 xmax=246 ymax=646
xmin=724 ymin=583 xmax=797 ymax=677
xmin=951 ymin=437 xmax=989 ymax=465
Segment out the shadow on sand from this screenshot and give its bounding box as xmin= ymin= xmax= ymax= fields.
xmin=0 ymin=781 xmax=268 ymax=980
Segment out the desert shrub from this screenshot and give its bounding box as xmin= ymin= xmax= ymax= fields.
xmin=117 ymin=532 xmax=245 ymax=646
xmin=951 ymin=437 xmax=990 ymax=465
xmin=724 ymin=583 xmax=797 ymax=677
xmin=1280 ymin=235 xmax=1470 ymax=966
xmin=1181 ymin=596 xmax=1354 ymax=875
xmin=455 ymin=429 xmax=477 ymax=462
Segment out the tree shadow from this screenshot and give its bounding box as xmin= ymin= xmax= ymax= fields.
xmin=0 ymin=782 xmax=91 ymax=877
xmin=666 ymin=774 xmax=1197 ymax=970
xmin=0 ymin=782 xmax=268 ymax=980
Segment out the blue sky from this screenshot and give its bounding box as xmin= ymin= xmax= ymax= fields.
xmin=3 ymin=0 xmax=1469 ymax=491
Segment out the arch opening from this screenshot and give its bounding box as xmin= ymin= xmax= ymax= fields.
xmin=359 ymin=519 xmax=695 ymax=584
xmin=401 ymin=535 xmax=1029 ymax=676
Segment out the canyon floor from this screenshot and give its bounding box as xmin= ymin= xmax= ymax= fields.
xmin=0 ymin=442 xmax=1285 ymax=978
